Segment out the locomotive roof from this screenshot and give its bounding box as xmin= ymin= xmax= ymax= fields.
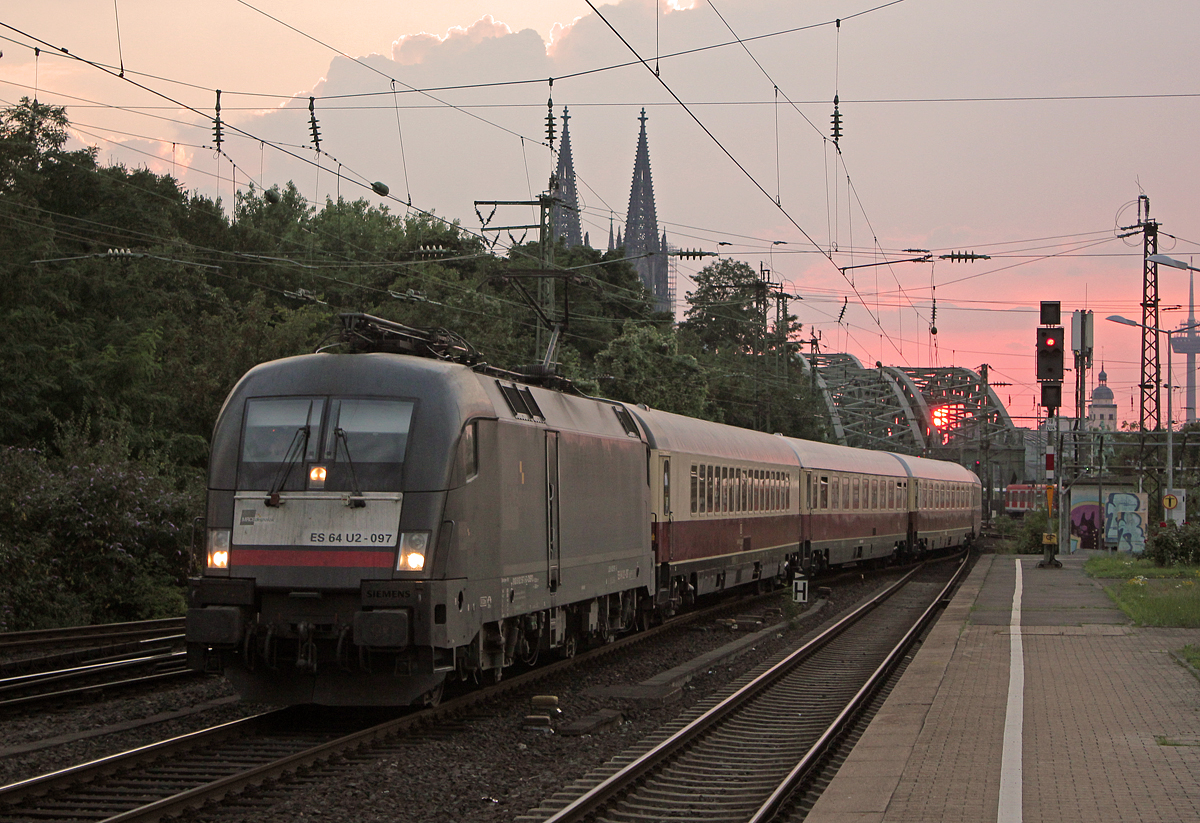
xmin=209 ymin=352 xmax=495 ymax=492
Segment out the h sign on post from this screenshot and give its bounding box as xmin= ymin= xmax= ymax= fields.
xmin=792 ymin=576 xmax=809 ymax=604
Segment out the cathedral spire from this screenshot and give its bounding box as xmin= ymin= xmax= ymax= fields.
xmin=550 ymin=107 xmax=583 ymax=248
xmin=624 ymin=108 xmax=670 ymax=313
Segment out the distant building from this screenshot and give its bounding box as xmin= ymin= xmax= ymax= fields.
xmin=623 ymin=109 xmax=671 ymax=315
xmin=550 ymin=107 xmax=583 ymax=249
xmin=1087 ymin=367 xmax=1118 ymax=431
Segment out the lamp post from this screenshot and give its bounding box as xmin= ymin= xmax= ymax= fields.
xmin=1150 ymin=255 xmax=1200 ymax=424
xmin=1107 ymin=313 xmax=1199 ymax=523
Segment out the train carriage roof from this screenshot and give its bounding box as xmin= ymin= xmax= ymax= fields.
xmin=629 ymin=406 xmax=804 ymax=465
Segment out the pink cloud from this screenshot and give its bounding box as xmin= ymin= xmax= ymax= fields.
xmin=391 ymin=15 xmax=515 ymax=66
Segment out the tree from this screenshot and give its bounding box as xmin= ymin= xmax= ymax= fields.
xmin=595 ymin=321 xmax=710 ymax=417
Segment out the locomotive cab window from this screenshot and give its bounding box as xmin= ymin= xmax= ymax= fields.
xmin=323 ymin=399 xmax=414 ymax=464
xmin=239 ymin=397 xmax=324 ymax=489
xmin=462 ymin=421 xmax=478 ymax=480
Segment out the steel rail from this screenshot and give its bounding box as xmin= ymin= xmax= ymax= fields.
xmin=0 ymin=619 xmax=185 ymax=652
xmin=747 ymin=553 xmax=969 ymax=823
xmin=539 ymin=562 xmax=933 ymax=823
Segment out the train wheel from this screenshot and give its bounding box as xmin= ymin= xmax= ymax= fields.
xmin=559 ymin=633 xmax=577 ymax=659
xmin=422 ymin=681 xmax=444 ymax=708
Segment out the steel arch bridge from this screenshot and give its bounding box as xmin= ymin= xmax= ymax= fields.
xmin=797 ymin=353 xmax=1025 ymax=505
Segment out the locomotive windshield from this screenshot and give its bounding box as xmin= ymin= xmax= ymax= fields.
xmin=321 ymin=399 xmax=414 ymax=464
xmin=238 ymin=397 xmax=415 ymax=491
xmin=242 ymin=398 xmax=323 ymax=463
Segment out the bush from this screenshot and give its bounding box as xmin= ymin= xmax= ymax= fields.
xmin=0 ymin=433 xmax=200 ymax=632
xmin=1146 ymin=521 xmax=1200 ymax=567
xmin=1015 ymin=509 xmax=1052 ymax=554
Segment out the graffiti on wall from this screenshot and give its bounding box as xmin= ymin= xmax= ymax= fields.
xmin=1070 ymin=488 xmax=1146 ymax=553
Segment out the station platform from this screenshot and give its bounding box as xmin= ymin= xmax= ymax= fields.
xmin=806 ymin=551 xmax=1200 ymax=823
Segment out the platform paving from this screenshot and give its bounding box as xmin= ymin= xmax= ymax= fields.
xmin=806 ymin=551 xmax=1200 ymax=823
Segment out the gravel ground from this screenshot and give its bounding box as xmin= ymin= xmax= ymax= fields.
xmin=0 ymin=571 xmax=905 ymax=821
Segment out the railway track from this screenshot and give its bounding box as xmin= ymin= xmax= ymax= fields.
xmin=518 ymin=555 xmax=967 ymax=823
xmin=0 ymin=620 xmax=197 ymax=715
xmin=0 ymin=586 xmax=803 ymax=822
xmin=0 ymin=648 xmax=195 ymax=714
xmin=0 ymin=560 xmax=939 ymax=821
xmin=0 ymin=619 xmax=185 ymax=656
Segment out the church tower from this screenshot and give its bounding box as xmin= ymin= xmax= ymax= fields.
xmin=624 ymin=109 xmax=671 ymax=314
xmin=550 ymin=107 xmax=583 ymax=248
xmin=1088 ymin=366 xmax=1118 ymax=431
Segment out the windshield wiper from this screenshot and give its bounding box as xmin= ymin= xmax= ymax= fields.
xmin=265 ymin=426 xmax=309 ymax=507
xmin=335 ymin=427 xmax=366 ymax=507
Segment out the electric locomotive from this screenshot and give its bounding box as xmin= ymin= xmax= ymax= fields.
xmin=186 ymin=313 xmax=980 ymax=706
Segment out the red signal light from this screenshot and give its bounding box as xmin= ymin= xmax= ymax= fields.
xmin=1036 ymin=326 xmax=1064 ymax=381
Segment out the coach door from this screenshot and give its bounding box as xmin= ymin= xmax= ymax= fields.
xmin=546 ymin=431 xmax=561 ymax=592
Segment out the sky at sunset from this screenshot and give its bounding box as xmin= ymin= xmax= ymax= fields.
xmin=4 ymin=0 xmax=1199 ymax=430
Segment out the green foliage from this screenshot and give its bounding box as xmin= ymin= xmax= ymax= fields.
xmin=1015 ymin=508 xmax=1052 ymax=554
xmin=1146 ymin=521 xmax=1200 ymax=567
xmin=0 ymin=426 xmax=199 ymax=632
xmin=1085 ymin=554 xmax=1199 ymax=579
xmin=1103 ymin=576 xmax=1200 ymax=627
xmin=595 ymin=321 xmax=710 ymax=417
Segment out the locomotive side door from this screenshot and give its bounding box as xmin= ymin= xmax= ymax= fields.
xmin=657 ymin=454 xmax=672 ymax=561
xmin=546 ymin=430 xmax=560 ymax=592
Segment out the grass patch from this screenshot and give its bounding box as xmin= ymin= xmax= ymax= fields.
xmin=1084 ymin=555 xmax=1200 ymax=580
xmin=1180 ymin=644 xmax=1200 ymax=670
xmin=1104 ymin=577 xmax=1200 ymax=627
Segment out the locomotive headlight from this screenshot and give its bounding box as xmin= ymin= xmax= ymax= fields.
xmin=309 ymin=465 xmax=327 ymax=488
xmin=207 ymin=528 xmax=231 ymax=570
xmin=397 ymin=531 xmax=430 ymax=571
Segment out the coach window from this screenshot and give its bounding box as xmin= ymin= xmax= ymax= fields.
xmin=830 ymin=476 xmax=838 ymax=510
xmin=851 ymin=476 xmax=859 ymax=509
xmin=663 ymin=459 xmax=671 ymax=515
xmin=706 ymin=465 xmax=714 ymax=513
xmin=721 ymin=466 xmax=729 ymax=512
xmin=691 ymin=465 xmax=698 ymax=513
xmin=698 ymin=465 xmax=706 ymax=514
xmin=819 ymin=476 xmax=829 ymax=509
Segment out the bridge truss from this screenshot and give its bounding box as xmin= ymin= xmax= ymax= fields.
xmin=799 ymin=353 xmax=1026 ymax=517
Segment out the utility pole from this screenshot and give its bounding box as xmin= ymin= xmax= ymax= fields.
xmin=980 ymin=363 xmax=993 ymax=525
xmin=473 ymin=97 xmax=568 ymax=369
xmin=1119 ymin=194 xmax=1161 ymax=431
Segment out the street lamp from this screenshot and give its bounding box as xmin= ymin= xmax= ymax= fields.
xmin=1107 ymin=313 xmax=1200 ymax=521
xmin=1149 ymin=254 xmax=1200 ymax=273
